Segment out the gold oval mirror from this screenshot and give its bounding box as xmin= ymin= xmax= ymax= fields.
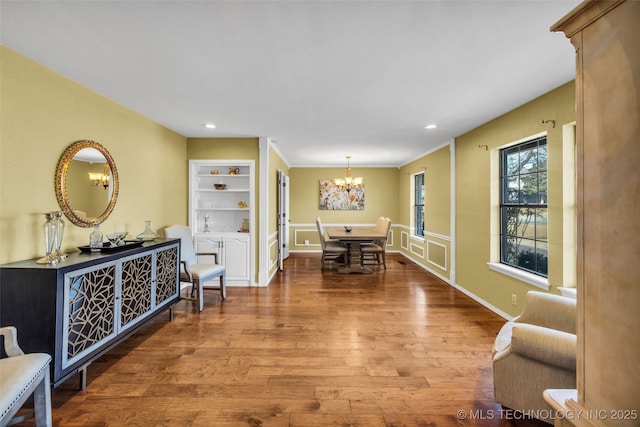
xmin=55 ymin=140 xmax=119 ymax=227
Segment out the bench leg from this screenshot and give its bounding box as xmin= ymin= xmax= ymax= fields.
xmin=34 ymin=370 xmax=52 ymax=427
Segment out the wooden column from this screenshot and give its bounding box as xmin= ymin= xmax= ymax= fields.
xmin=551 ymin=1 xmax=640 ymax=425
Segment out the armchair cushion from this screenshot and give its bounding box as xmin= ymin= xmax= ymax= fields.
xmin=180 ymin=262 xmax=225 ymax=283
xmin=501 ymin=324 xmax=576 ymax=371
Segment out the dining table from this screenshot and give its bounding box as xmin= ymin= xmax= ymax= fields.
xmin=325 ymin=226 xmax=388 ymax=274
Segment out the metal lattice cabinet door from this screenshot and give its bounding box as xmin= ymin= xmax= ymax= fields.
xmin=155 ymin=243 xmax=180 ymax=307
xmin=120 ymin=252 xmax=153 ymax=331
xmin=63 ymin=262 xmax=117 ymax=369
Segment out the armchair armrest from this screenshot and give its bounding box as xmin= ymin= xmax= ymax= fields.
xmin=0 ymin=326 xmax=24 ymax=357
xmin=195 ymin=252 xmax=219 ymax=264
xmin=514 ymin=291 xmax=576 ymax=334
xmin=509 ymin=323 xmax=576 ymax=371
xmin=179 ymin=260 xmax=193 ymax=281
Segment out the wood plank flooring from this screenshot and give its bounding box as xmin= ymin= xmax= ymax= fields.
xmin=16 ymin=253 xmax=548 ymax=426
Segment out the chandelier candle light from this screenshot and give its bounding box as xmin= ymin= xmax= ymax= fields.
xmin=334 ymin=155 xmax=363 ymax=192
xmin=89 ymin=163 xmax=111 ymax=189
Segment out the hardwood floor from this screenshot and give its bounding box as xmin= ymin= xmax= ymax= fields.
xmin=17 ymin=253 xmax=548 ymax=426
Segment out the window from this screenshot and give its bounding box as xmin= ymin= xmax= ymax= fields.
xmin=415 ymin=172 xmax=424 ymax=237
xmin=500 ymin=136 xmax=548 ymax=276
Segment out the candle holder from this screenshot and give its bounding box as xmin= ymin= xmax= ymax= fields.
xmin=53 ymin=211 xmax=67 ymax=260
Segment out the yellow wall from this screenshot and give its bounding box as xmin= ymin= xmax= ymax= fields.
xmin=455 ymin=81 xmax=575 ymax=316
xmin=397 ymin=144 xmax=452 ymax=280
xmin=0 ymin=46 xmax=187 ymax=264
xmin=187 ymin=138 xmax=259 ymax=161
xmin=287 ymin=167 xmax=399 ymax=250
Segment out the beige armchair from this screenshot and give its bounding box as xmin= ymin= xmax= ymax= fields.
xmin=164 ymin=225 xmax=226 ymax=312
xmin=0 ymin=326 xmax=52 ymax=427
xmin=492 ymin=291 xmax=577 ymax=424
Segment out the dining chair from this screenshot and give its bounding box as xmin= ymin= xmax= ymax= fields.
xmin=374 ymin=216 xmax=386 ymax=231
xmin=358 ymin=216 xmax=385 ymax=250
xmin=316 ymin=217 xmax=348 ymax=270
xmin=360 ymin=217 xmax=391 ymax=269
xmin=164 ymin=225 xmax=226 ymax=312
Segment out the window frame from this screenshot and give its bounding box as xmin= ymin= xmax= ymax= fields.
xmin=414 ymin=172 xmax=425 ymax=237
xmin=499 ymin=135 xmax=548 ymax=277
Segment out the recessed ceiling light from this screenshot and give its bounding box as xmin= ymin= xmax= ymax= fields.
xmin=203 ymin=123 xmax=216 ymax=129
xmin=424 ymin=124 xmax=437 ymax=129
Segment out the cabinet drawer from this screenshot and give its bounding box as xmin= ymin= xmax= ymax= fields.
xmin=195 ymin=237 xmax=221 ymax=254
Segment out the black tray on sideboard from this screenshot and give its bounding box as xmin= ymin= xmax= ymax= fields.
xmin=78 ymin=240 xmax=145 ymax=253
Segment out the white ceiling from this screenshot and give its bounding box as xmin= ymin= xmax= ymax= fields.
xmin=0 ymin=0 xmax=579 ymax=167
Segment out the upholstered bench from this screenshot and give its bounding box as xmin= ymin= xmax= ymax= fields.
xmin=0 ymin=326 xmax=52 ymax=427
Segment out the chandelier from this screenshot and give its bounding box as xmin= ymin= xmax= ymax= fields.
xmin=89 ymin=164 xmax=111 ymax=189
xmin=334 ymin=155 xmax=363 ymax=192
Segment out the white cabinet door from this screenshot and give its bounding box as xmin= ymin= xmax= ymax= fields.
xmin=222 ymin=234 xmax=250 ymax=284
xmin=194 ymin=233 xmax=250 ymax=286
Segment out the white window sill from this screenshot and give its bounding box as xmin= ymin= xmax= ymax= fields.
xmin=487 ymin=262 xmax=550 ymax=291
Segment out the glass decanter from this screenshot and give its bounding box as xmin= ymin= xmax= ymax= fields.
xmin=136 ymin=220 xmax=158 ymax=241
xmin=89 ymin=222 xmax=103 ymax=251
xmin=37 ymin=211 xmax=58 ymax=264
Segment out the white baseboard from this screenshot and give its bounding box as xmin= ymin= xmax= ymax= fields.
xmin=399 ymin=253 xmax=513 ymax=321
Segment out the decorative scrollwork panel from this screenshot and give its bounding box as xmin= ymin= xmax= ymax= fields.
xmin=67 ymin=265 xmax=116 ymax=360
xmin=156 ymin=245 xmax=178 ymax=305
xmin=121 ymin=254 xmax=153 ymax=327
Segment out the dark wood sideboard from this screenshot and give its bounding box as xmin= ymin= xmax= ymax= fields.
xmin=0 ymin=238 xmax=181 ymax=389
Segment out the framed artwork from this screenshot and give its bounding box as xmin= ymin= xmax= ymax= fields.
xmin=319 ymin=179 xmax=364 ymax=210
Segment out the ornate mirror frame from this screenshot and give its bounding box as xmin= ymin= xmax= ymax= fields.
xmin=55 ymin=140 xmax=119 ymax=227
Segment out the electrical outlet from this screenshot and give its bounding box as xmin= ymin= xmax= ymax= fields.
xmin=304 ymin=239 xmax=310 ymax=246
xmin=511 ymin=294 xmax=517 ymax=306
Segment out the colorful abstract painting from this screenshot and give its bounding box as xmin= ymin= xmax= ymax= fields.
xmin=319 ymin=179 xmax=365 ymax=210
